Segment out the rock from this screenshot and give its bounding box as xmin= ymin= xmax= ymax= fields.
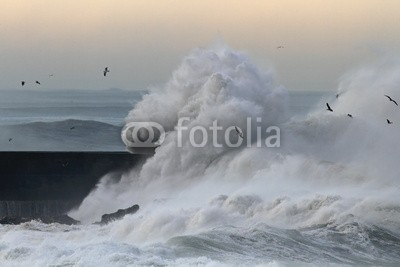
xmin=0 ymin=205 xmax=139 ymax=226
xmin=0 ymin=216 xmax=31 ymax=225
xmin=0 ymin=214 xmax=80 ymax=225
xmin=40 ymin=214 xmax=80 ymax=225
xmin=98 ymin=204 xmax=139 ymax=224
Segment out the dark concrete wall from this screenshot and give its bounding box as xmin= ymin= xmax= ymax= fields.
xmin=0 ymin=151 xmax=145 ymax=218
xmin=0 ymin=151 xmax=143 ymax=201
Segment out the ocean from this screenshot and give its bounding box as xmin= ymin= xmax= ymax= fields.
xmin=1 ymin=45 xmax=400 ymax=266
xmin=0 ymin=89 xmax=143 ymax=151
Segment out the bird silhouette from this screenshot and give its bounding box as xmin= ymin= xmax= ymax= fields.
xmin=384 ymin=95 xmax=398 ymax=106
xmin=58 ymin=160 xmax=69 ymax=167
xmin=35 ymin=81 xmax=41 ymax=85
xmin=277 ymin=46 xmax=284 ymax=49
xmin=103 ymin=67 xmax=110 ymax=77
xmin=234 ymin=126 xmax=244 ymax=139
xmin=387 ymin=119 xmax=393 ymax=124
xmin=21 ymin=81 xmax=25 ymax=86
xmin=8 ymin=138 xmax=12 ymax=142
xmin=347 ymin=114 xmax=353 ymax=118
xmin=70 ymin=126 xmax=75 ymax=130
xmin=326 ymin=103 xmax=333 ymax=112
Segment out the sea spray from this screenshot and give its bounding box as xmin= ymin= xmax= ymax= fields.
xmin=63 ymin=44 xmax=400 ymax=264
xmin=71 ymin=43 xmax=288 ymax=224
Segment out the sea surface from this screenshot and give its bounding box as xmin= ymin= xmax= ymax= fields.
xmin=1 ymin=45 xmax=400 ymax=266
xmin=0 ymin=89 xmax=144 ymax=151
xmin=0 ymin=89 xmax=328 ymax=152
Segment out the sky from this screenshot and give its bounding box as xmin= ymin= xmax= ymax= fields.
xmin=1 ymin=0 xmax=400 ymax=91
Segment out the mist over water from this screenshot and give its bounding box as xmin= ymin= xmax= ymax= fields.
xmin=71 ymin=43 xmax=289 ymax=224
xmin=2 ymin=44 xmax=400 ymax=266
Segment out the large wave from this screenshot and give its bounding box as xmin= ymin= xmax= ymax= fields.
xmin=64 ymin=44 xmax=400 ymax=264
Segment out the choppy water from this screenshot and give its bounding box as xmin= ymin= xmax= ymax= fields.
xmin=1 ymin=220 xmax=399 ymax=266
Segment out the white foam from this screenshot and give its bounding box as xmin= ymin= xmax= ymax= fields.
xmin=68 ymin=45 xmax=400 ymax=242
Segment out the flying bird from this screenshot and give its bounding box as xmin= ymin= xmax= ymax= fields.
xmin=103 ymin=67 xmax=110 ymax=77
xmin=277 ymin=46 xmax=284 ymax=49
xmin=70 ymin=126 xmax=75 ymax=130
xmin=35 ymin=81 xmax=41 ymax=85
xmin=326 ymin=103 xmax=333 ymax=112
xmin=384 ymin=95 xmax=398 ymax=106
xmin=21 ymin=81 xmax=25 ymax=86
xmin=347 ymin=114 xmax=353 ymax=118
xmin=336 ymin=93 xmax=340 ymax=99
xmin=49 ymin=74 xmax=54 ymax=77
xmin=8 ymin=138 xmax=12 ymax=142
xmin=234 ymin=126 xmax=244 ymax=139
xmin=387 ymin=119 xmax=393 ymax=124
xmin=58 ymin=160 xmax=69 ymax=167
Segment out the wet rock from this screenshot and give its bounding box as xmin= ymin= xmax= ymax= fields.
xmin=98 ymin=204 xmax=139 ymax=224
xmin=0 ymin=216 xmax=31 ymax=225
xmin=0 ymin=205 xmax=139 ymax=226
xmin=40 ymin=214 xmax=80 ymax=225
xmin=0 ymin=214 xmax=79 ymax=225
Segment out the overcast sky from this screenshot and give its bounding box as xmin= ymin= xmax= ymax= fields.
xmin=1 ymin=0 xmax=400 ymax=91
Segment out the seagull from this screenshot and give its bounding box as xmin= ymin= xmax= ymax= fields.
xmin=387 ymin=119 xmax=393 ymax=124
xmin=326 ymin=103 xmax=333 ymax=112
xmin=8 ymin=138 xmax=12 ymax=142
xmin=384 ymin=95 xmax=398 ymax=106
xmin=58 ymin=160 xmax=69 ymax=167
xmin=103 ymin=67 xmax=110 ymax=77
xmin=35 ymin=81 xmax=41 ymax=85
xmin=347 ymin=114 xmax=353 ymax=118
xmin=49 ymin=74 xmax=54 ymax=77
xmin=21 ymin=81 xmax=25 ymax=86
xmin=234 ymin=126 xmax=244 ymax=139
